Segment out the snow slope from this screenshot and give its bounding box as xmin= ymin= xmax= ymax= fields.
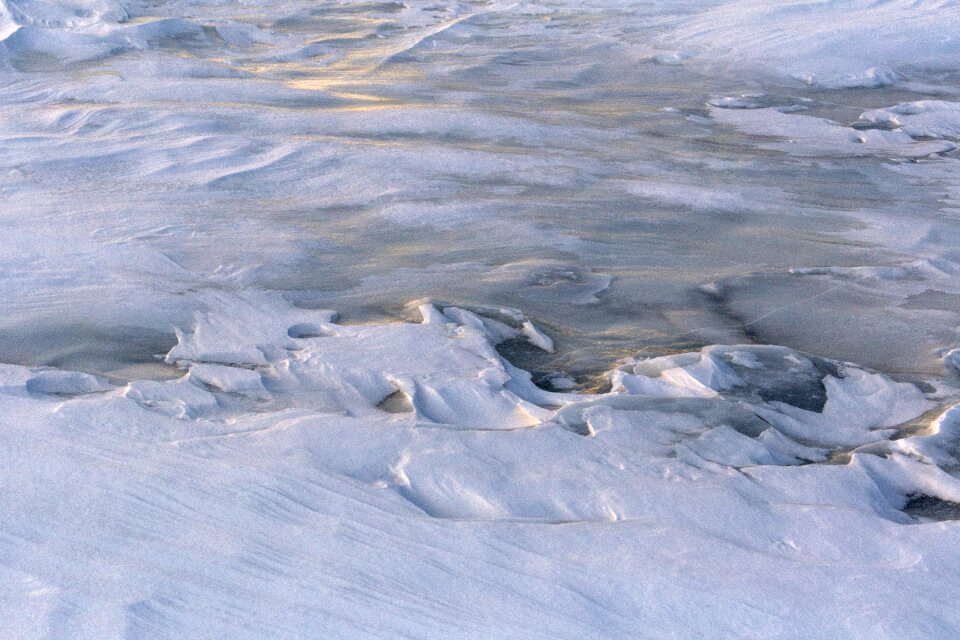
xmin=2 ymin=293 xmax=959 ymax=638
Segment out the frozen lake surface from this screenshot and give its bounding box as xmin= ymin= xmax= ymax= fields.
xmin=2 ymin=0 xmax=960 ymax=637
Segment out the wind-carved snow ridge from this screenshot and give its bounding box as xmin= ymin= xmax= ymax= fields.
xmin=156 ymin=291 xmax=934 ymax=451
xmin=159 ymin=291 xmax=554 ymax=429
xmin=4 ymin=289 xmax=960 ymax=636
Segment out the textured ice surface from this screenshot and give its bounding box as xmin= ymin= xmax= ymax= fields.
xmin=2 ymin=0 xmax=960 ymax=375
xmin=665 ymin=0 xmax=960 ymax=88
xmin=708 ymin=104 xmax=956 ymax=157
xmin=3 ymin=0 xmax=960 ymax=636
xmin=862 ymin=101 xmax=960 ymax=140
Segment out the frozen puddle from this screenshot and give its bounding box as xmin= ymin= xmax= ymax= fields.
xmin=4 ymin=291 xmax=960 ymax=637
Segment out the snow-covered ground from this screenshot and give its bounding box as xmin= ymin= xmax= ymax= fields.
xmin=2 ymin=0 xmax=960 ymax=637
xmin=4 ymin=294 xmax=960 ymax=638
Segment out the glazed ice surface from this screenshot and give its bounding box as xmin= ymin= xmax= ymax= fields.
xmin=1 ymin=0 xmax=960 ymax=637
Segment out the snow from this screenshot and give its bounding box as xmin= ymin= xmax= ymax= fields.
xmin=2 ymin=291 xmax=959 ymax=637
xmin=2 ymin=0 xmax=960 ymax=636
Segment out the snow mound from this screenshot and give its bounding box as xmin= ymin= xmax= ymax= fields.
xmin=158 ymin=292 xmax=934 ymax=451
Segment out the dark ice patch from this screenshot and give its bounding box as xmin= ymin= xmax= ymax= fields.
xmin=712 ymin=346 xmax=835 ymax=413
xmin=903 ymin=494 xmax=960 ymax=523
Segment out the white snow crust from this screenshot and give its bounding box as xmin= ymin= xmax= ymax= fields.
xmin=2 ymin=291 xmax=959 ymax=638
